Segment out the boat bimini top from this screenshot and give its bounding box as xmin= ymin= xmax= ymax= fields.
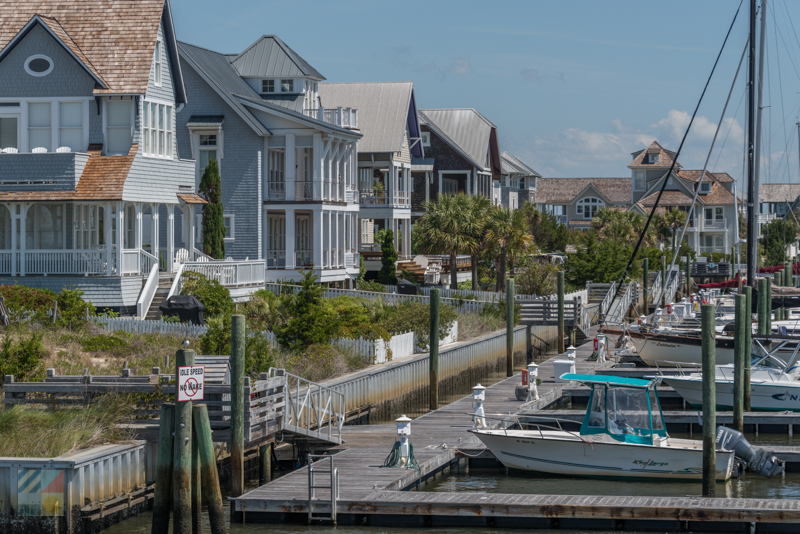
xmin=560 ymin=373 xmax=668 ymax=446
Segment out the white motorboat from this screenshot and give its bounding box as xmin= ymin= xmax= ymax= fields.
xmin=472 ymin=374 xmax=736 ymax=480
xmin=628 ymin=331 xmax=736 ymax=367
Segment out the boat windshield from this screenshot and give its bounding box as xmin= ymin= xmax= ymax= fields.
xmin=581 ymin=384 xmax=667 ymax=445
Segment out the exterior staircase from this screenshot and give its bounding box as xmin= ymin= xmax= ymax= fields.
xmin=145 ymin=275 xmax=174 ymax=320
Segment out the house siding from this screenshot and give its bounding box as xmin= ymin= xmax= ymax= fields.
xmin=145 ymin=23 xmax=176 ymax=106
xmin=0 ymin=23 xmax=95 ymax=98
xmin=123 ymin=155 xmax=195 ymax=203
xmin=176 ymin=58 xmax=262 ymax=260
xmin=0 ymin=152 xmax=89 ymax=190
xmin=0 ymin=275 xmax=142 ymax=312
xmin=410 ymin=126 xmax=473 ymax=215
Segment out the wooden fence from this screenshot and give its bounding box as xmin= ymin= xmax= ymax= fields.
xmin=93 ymin=315 xmax=208 ymax=337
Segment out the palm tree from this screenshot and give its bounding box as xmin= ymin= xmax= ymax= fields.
xmin=664 ymin=208 xmax=687 ymax=253
xmin=486 ymin=207 xmax=533 ymax=291
xmin=464 ymin=195 xmax=492 ymax=290
xmin=416 ymin=193 xmax=479 ymax=289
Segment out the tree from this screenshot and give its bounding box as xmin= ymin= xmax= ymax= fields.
xmin=377 ymin=229 xmax=398 ymax=285
xmin=416 ymin=193 xmax=480 ymax=289
xmin=663 ymin=208 xmax=687 ymax=254
xmin=760 ymin=218 xmax=798 ymax=267
xmin=464 ymin=195 xmax=492 ymax=289
xmin=199 ymin=158 xmax=225 ymax=259
xmin=486 ymin=207 xmax=533 ymax=291
xmin=521 ymin=203 xmax=568 ymax=252
xmin=275 ymin=270 xmax=339 ymax=351
xmin=564 ymin=232 xmax=630 ymax=287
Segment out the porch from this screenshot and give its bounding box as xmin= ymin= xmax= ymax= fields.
xmin=358 ymin=166 xmax=412 ymax=208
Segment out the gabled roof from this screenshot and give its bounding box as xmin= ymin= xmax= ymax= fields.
xmin=760 ymin=183 xmax=800 ymax=203
xmin=535 ymin=178 xmax=631 ymax=204
xmin=318 ymin=81 xmax=421 ymax=155
xmin=628 ymin=141 xmax=680 ymax=169
xmin=419 ymin=108 xmax=496 ymax=171
xmin=678 ymin=169 xmax=733 ymax=184
xmin=0 ymin=1 xmax=185 ymax=99
xmin=638 ymin=190 xmax=702 ymax=207
xmin=228 ymin=35 xmax=325 ymax=81
xmin=501 ymin=151 xmax=540 ymax=177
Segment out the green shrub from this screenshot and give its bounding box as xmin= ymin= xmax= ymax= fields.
xmin=377 ymin=300 xmax=457 ymax=349
xmin=0 ymin=332 xmax=46 ymax=382
xmin=275 ymin=271 xmax=339 ymax=351
xmin=198 ymin=316 xmax=276 ymax=379
xmin=79 ymin=333 xmax=131 ymax=352
xmin=180 ymin=271 xmax=234 ymax=318
xmin=0 ymin=285 xmax=57 ymax=323
xmin=356 ymin=279 xmax=386 ymax=293
xmin=479 ymin=300 xmax=521 ymax=325
xmin=56 ymin=288 xmax=96 ymax=327
xmin=241 ymin=289 xmax=288 ymax=332
xmin=289 ymin=344 xmax=343 ymax=382
xmin=377 ymin=229 xmax=398 ymax=285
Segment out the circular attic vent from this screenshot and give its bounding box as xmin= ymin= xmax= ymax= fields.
xmin=25 ymin=55 xmax=53 ymax=76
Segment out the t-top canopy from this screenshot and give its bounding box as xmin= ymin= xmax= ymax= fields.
xmin=560 ymin=373 xmax=656 ymax=389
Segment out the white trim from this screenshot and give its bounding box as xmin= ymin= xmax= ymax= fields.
xmin=421 ymin=131 xmax=430 ymax=147
xmin=224 ymin=213 xmax=235 ymax=241
xmin=154 ymin=39 xmax=163 ymax=87
xmin=24 ymin=54 xmax=53 ymax=77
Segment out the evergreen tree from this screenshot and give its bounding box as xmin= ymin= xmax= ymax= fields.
xmin=760 ymin=218 xmax=798 ymax=267
xmin=199 ymin=158 xmax=225 ymax=259
xmin=377 ymin=229 xmax=398 ymax=285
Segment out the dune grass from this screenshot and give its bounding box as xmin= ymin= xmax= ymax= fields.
xmin=0 ymin=395 xmax=134 ymax=458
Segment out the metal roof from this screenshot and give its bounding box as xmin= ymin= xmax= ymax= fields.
xmin=411 ymin=157 xmax=435 ymax=172
xmin=186 ymin=115 xmax=225 ymax=127
xmin=419 ymin=109 xmax=496 ymax=170
xmin=261 ymin=94 xmax=305 ymax=113
xmin=229 ymin=35 xmax=325 ymax=80
xmin=501 ymin=151 xmax=540 ymax=177
xmin=318 ymin=82 xmax=421 ymax=155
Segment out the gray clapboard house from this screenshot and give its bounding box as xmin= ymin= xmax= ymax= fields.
xmin=494 ymin=151 xmax=540 ymax=210
xmin=177 ymin=36 xmax=362 ymax=285
xmin=317 ymin=81 xmax=424 ymax=261
xmin=0 ymin=0 xmax=208 ymax=312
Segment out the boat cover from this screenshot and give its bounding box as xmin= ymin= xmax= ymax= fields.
xmin=560 ymin=373 xmax=654 ymax=389
xmin=697 ymin=272 xmax=745 ymax=289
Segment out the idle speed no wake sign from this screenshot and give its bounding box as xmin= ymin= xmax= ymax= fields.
xmin=178 ymin=365 xmax=205 ymax=401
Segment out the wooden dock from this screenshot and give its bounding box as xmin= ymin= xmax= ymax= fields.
xmin=232 ymin=335 xmax=800 ymax=530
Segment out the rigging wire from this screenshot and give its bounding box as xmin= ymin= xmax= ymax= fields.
xmin=604 ymin=0 xmax=744 ymax=322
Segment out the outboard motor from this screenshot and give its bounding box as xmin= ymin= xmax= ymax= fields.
xmin=716 ymin=426 xmax=784 ymax=478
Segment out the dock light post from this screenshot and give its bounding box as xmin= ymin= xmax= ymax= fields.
xmin=527 ymin=363 xmax=539 ymax=401
xmin=472 ymin=385 xmax=486 ymax=429
xmin=430 ymin=288 xmax=440 ymax=411
xmin=396 ymin=415 xmax=412 ymax=467
xmin=734 ymin=293 xmax=746 ymax=433
xmin=566 ymin=345 xmax=576 ymax=360
xmin=507 ymin=278 xmax=515 ymax=377
xmin=701 ymin=303 xmax=716 ymax=497
xmin=743 ymin=285 xmax=753 ymax=411
xmin=557 ymin=272 xmax=565 ymax=354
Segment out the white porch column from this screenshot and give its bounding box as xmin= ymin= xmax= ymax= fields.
xmin=9 ymin=204 xmax=16 ymax=277
xmin=313 ymin=133 xmax=323 ymax=200
xmin=105 ymin=203 xmax=113 ymax=276
xmin=393 ymin=218 xmax=399 ymax=252
xmin=166 ymin=205 xmax=175 ymax=273
xmin=473 ymin=169 xmax=478 ymax=196
xmin=116 ymin=202 xmax=124 ymax=275
xmin=327 ymin=210 xmax=332 ymax=268
xmin=285 ymin=210 xmax=295 ymax=270
xmin=334 ymin=212 xmax=339 ymax=268
xmin=425 ymin=171 xmax=430 ymax=204
xmin=438 ymin=172 xmax=443 ymax=201
xmin=151 ymin=204 xmax=160 ymax=264
xmin=403 ymin=219 xmax=410 ymax=258
xmin=285 ymin=134 xmax=296 ymax=201
xmin=134 ymin=203 xmax=143 ymax=253
xmin=18 ymin=204 xmax=28 ymax=277
xmin=187 ymin=206 xmax=196 ymax=256
xmin=313 ymin=208 xmax=323 ymax=270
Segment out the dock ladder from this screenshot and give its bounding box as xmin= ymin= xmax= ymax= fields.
xmin=307 ymin=454 xmax=339 ymax=522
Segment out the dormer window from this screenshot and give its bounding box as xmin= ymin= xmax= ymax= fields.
xmin=262 ymin=79 xmax=275 ymax=93
xmin=699 ymin=182 xmax=711 ymax=194
xmin=281 ymin=79 xmax=294 ymax=93
xmin=154 ymin=40 xmax=162 ymax=86
xmin=648 ymin=153 xmax=659 ymax=164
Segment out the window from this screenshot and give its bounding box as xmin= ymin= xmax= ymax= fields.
xmin=0 ymin=116 xmax=18 ymax=150
xmin=223 ymin=215 xmax=234 ymax=240
xmin=58 ymin=102 xmax=82 ymax=151
xmin=28 ymin=102 xmax=51 ymax=151
xmin=648 ymin=153 xmax=659 ymax=164
xmin=634 ymin=171 xmax=646 ymax=190
xmin=24 ymin=55 xmax=53 ymax=77
xmin=699 ymin=182 xmax=711 ymax=194
xmin=198 ymin=133 xmax=217 ymax=174
xmin=281 ymin=79 xmax=294 ymax=93
xmin=37 ymin=204 xmax=63 ymax=249
xmin=577 ymin=196 xmax=604 ymax=219
xmin=421 ymin=132 xmax=430 ymax=147
xmin=442 ymin=178 xmax=458 ymax=194
xmin=519 ymin=177 xmax=526 ymax=190
xmin=262 ymin=79 xmax=275 ymax=93
xmin=142 ymin=102 xmax=172 ymax=157
xmin=153 ymin=40 xmax=162 ymax=86
xmin=106 ymin=100 xmax=132 ymax=155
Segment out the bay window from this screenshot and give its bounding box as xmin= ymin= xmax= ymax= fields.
xmin=142 ymin=101 xmax=173 ymax=157
xmin=58 ymin=101 xmax=83 ymax=151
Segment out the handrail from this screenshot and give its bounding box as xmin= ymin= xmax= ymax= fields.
xmin=469 ymin=412 xmax=587 ymax=442
xmin=650 ymin=271 xmax=662 ymax=303
xmin=140 ymin=249 xmax=159 ymax=275
xmin=136 ymin=263 xmax=160 ymax=318
xmin=269 ymin=368 xmax=345 ymax=443
xmin=167 ymin=263 xmax=185 ymax=300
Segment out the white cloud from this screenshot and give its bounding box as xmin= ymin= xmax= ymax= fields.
xmin=451 ymin=56 xmax=472 ymax=75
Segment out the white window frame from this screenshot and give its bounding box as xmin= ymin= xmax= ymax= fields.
xmin=223 ymin=214 xmax=235 ymax=241
xmin=281 ymin=79 xmax=294 ymax=93
xmin=633 ymin=171 xmax=646 ymax=190
xmin=699 ymin=181 xmax=711 ymax=194
xmin=154 ymin=39 xmax=162 ymax=87
xmin=442 ymin=178 xmax=458 ymax=194
xmin=27 ymin=101 xmax=52 ymax=152
xmin=0 ymin=113 xmax=21 ymax=151
xmin=24 ymin=55 xmax=53 ymax=77
xmin=648 ymin=153 xmax=659 ymax=164
xmin=58 ymin=101 xmax=83 ymax=152
xmin=262 ymin=79 xmax=275 ymax=93
xmin=104 ymin=98 xmax=134 ymax=156
xmin=142 ymin=100 xmax=173 ymax=158
xmin=576 ymin=196 xmax=604 ymax=220
xmin=421 ymin=131 xmax=430 ymax=147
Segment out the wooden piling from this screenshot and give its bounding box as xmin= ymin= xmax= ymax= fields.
xmin=430 ymin=288 xmax=440 ymax=411
xmin=757 ymin=278 xmax=768 ymax=336
xmin=193 ymin=404 xmax=227 ymax=534
xmin=230 ymin=315 xmax=245 ymax=498
xmin=173 ymin=349 xmax=195 ymax=534
xmin=661 ymin=255 xmax=667 ymax=307
xmin=733 ymin=293 xmax=746 ymax=432
xmin=259 ymin=443 xmax=272 ymax=486
xmin=151 ymin=403 xmax=174 ymax=534
xmin=786 ymin=262 xmax=792 ymax=289
xmin=774 ymin=272 xmax=782 ymax=321
xmin=743 ymin=285 xmax=752 ymax=411
xmin=192 ymin=433 xmax=202 ymax=534
xmin=557 ymin=271 xmax=565 ymax=354
xmin=766 ymin=276 xmax=773 ymax=333
xmin=643 ymin=258 xmax=649 ymax=315
xmin=701 ymin=303 xmax=716 ymax=497
xmin=685 ymin=255 xmax=691 ymax=296
xmin=506 ymin=278 xmax=515 ymax=377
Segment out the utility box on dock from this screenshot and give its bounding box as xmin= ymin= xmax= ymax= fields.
xmin=553 ymin=359 xmax=576 ymax=382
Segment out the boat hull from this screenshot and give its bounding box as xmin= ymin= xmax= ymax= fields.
xmin=663 ymin=376 xmax=800 ymax=412
xmin=473 ymin=429 xmax=734 ymax=480
xmin=629 ymin=334 xmax=735 ymax=367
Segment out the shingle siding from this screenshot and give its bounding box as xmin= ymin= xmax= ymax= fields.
xmin=411 ymin=126 xmax=473 ymax=215
xmin=0 ymin=275 xmax=142 ymax=311
xmin=145 ymin=23 xmax=176 ymax=105
xmin=0 ymin=23 xmax=95 ymax=97
xmin=0 ymin=152 xmax=89 ymax=190
xmin=124 ymin=155 xmax=195 ymax=203
xmin=176 ymin=58 xmax=262 ymax=261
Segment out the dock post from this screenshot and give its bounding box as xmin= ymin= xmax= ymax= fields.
xmin=685 ymin=254 xmax=691 ymax=296
xmin=191 ymin=432 xmax=201 ymax=534
xmin=429 ymin=288 xmax=440 ymax=411
xmin=661 ymin=255 xmax=667 ymax=307
xmin=743 ymin=285 xmax=752 ymax=411
xmin=701 ymin=303 xmax=716 ymax=497
xmin=506 ymin=278 xmax=515 ymax=377
xmin=259 ymin=443 xmax=272 ymax=485
xmin=643 ymin=258 xmax=649 ymax=315
xmin=525 ymin=325 xmax=532 ymax=363
xmin=786 ymin=261 xmax=792 ymax=289
xmin=557 ymin=271 xmax=565 ymax=354
xmin=193 ymin=404 xmax=227 ymax=534
xmin=173 ymin=349 xmax=195 ymax=534
xmin=774 ymin=272 xmax=782 ymax=321
xmin=757 ymin=278 xmax=768 ymax=335
xmin=766 ymin=276 xmax=773 ymax=333
xmin=231 ymin=314 xmax=245 ymax=498
xmin=733 ymin=294 xmax=746 ymax=432
xmin=151 ymin=403 xmax=174 ymax=534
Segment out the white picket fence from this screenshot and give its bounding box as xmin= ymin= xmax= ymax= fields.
xmin=418 ymin=286 xmax=540 ymax=301
xmin=93 ymin=315 xmax=209 ymax=337
xmin=334 ymin=330 xmax=415 ymax=364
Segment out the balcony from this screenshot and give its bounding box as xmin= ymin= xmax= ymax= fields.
xmin=359 ymin=191 xmax=410 ymax=207
xmin=0 ymin=152 xmax=90 ymax=190
xmin=303 ymin=107 xmax=358 ymax=130
xmin=702 ymin=218 xmax=726 ymax=230
xmin=699 ymin=245 xmax=725 ymax=254
xmin=265 ymin=181 xmax=348 ymax=202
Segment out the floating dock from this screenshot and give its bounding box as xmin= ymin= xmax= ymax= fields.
xmin=232 ymin=336 xmax=800 ymax=531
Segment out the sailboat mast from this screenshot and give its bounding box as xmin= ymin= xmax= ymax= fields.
xmin=746 ymin=0 xmax=758 ymax=286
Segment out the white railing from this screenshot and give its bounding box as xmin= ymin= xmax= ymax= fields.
xmin=346 ymin=189 xmax=357 ymax=203
xmin=141 ymin=249 xmax=158 ymax=274
xmin=649 ymin=271 xmax=662 ymax=303
xmin=22 ymin=250 xmax=107 ymax=275
xmin=699 ymin=245 xmax=725 ymax=254
xmin=183 ymin=259 xmax=266 ymax=288
xmin=136 ymin=264 xmax=160 ymax=318
xmin=598 ymin=282 xmax=616 ymax=316
xmin=418 ymin=286 xmax=540 ymax=301
xmin=703 ymin=218 xmax=726 ymax=230
xmin=295 ymin=250 xmax=314 ymax=268
xmin=359 ymin=191 xmax=411 ymax=206
xmin=167 ymin=263 xmax=185 ymax=299
xmin=334 ymin=330 xmax=415 ymax=364
xmin=93 ymin=314 xmax=208 ymax=337
xmin=304 ymin=107 xmax=358 ymax=129
xmin=267 ymin=181 xmax=286 ymax=200
xmin=121 ymin=249 xmax=140 ymax=275
xmin=664 ymin=269 xmax=680 ymax=306
xmin=606 ymin=281 xmax=634 ymax=326
xmin=191 ymin=247 xmax=213 ymax=261
xmin=270 ymin=368 xmax=345 ymax=443
xmin=0 ymin=251 xmax=10 ymax=274
xmin=266 ymin=250 xmax=286 ymax=269
xmin=345 ymin=252 xmax=356 ymax=269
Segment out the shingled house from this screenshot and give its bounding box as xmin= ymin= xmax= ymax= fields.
xmin=411 ymin=108 xmax=501 ymax=220
xmin=177 ymin=35 xmax=362 ymax=286
xmin=0 ymin=0 xmax=207 ymax=312
xmin=493 ymin=151 xmax=541 ymax=210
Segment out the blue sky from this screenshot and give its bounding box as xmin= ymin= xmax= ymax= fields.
xmin=172 ymin=0 xmax=800 ymax=187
